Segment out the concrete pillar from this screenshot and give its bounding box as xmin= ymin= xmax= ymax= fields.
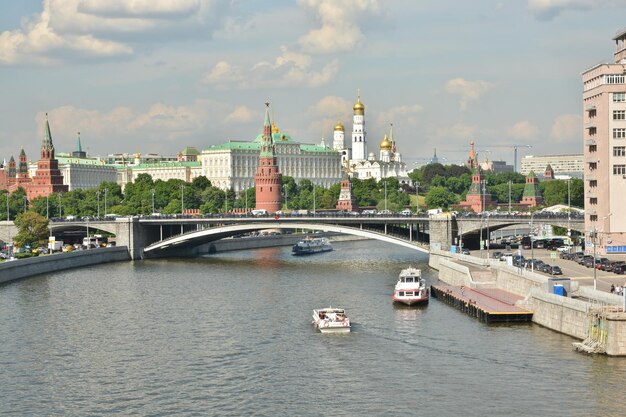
xmin=428 ymin=218 xmax=454 ymax=251
xmin=113 ymin=217 xmax=144 ymax=260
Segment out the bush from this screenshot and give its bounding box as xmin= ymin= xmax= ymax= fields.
xmin=14 ymin=252 xmax=38 ymax=259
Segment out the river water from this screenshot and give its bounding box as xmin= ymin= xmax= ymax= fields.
xmin=1 ymin=240 xmax=625 ymax=416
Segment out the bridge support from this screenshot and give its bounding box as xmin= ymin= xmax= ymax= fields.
xmin=428 ymin=217 xmax=457 ymax=251
xmin=113 ymin=217 xmax=144 ymax=260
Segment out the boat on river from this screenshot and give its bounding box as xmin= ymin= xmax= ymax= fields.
xmin=312 ymin=307 xmax=351 ymax=333
xmin=292 ymin=236 xmax=332 ymax=256
xmin=392 ymin=267 xmax=429 ymax=306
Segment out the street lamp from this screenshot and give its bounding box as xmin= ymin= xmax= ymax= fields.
xmin=283 ymin=184 xmax=288 ymax=211
xmin=508 ymin=180 xmax=512 ymax=215
xmin=104 ymin=188 xmax=108 ymax=216
xmin=180 ymin=185 xmax=185 ymax=214
xmin=151 ymin=189 xmax=155 ymax=214
xmin=96 ymin=190 xmax=100 ymax=218
xmin=6 ymin=194 xmax=11 ymax=257
xmin=567 ymin=178 xmax=571 ymax=241
xmin=592 ymin=213 xmax=612 ymax=291
xmin=480 ymin=180 xmax=487 ymax=258
xmin=384 ymin=179 xmax=388 ymax=212
xmin=530 ymin=211 xmax=535 ymax=272
xmin=313 ymin=186 xmax=316 ymax=215
xmin=415 ymin=182 xmax=420 ymax=213
xmin=224 ymin=189 xmax=228 ymax=213
xmin=58 ymin=194 xmax=62 ymax=218
xmin=23 ymin=196 xmax=27 ymax=213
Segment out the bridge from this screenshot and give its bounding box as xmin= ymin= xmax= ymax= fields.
xmin=44 ymin=213 xmax=585 ymax=260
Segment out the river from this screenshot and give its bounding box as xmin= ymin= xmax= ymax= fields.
xmin=1 ymin=240 xmax=625 ymax=416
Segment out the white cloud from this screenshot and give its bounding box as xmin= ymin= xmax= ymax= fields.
xmin=0 ymin=0 xmax=227 ymax=65
xmin=550 ymin=114 xmax=581 ymax=142
xmin=433 ymin=122 xmax=478 ymax=141
xmin=444 ymin=78 xmax=493 ymax=111
xmin=508 ymin=121 xmax=539 ymax=140
xmin=203 ymin=46 xmax=338 ymax=89
xmin=527 ymin=0 xmax=610 ymax=20
xmin=37 ymin=100 xmax=259 ymax=154
xmin=224 ymin=106 xmax=255 ymax=124
xmin=298 ymin=0 xmax=382 ymax=54
xmin=376 ymin=105 xmax=423 ymax=127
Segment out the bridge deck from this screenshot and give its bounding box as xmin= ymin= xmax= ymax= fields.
xmin=431 ymin=285 xmax=533 ymax=323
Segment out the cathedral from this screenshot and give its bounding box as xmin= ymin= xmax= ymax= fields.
xmin=332 ymin=93 xmax=411 ymax=185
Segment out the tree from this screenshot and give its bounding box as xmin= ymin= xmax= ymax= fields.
xmin=425 ymin=186 xmax=458 ymax=209
xmin=14 ymin=211 xmax=49 ymax=248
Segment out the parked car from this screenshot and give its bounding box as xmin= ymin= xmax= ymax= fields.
xmin=549 ymin=266 xmax=563 ymax=275
xmin=539 ymin=263 xmax=552 ymax=273
xmin=461 ymin=248 xmax=470 ymax=255
xmin=613 ymin=264 xmax=626 ymax=275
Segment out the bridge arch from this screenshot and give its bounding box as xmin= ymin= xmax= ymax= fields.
xmin=143 ymin=222 xmax=429 ymax=257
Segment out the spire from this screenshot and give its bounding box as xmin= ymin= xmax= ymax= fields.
xmin=77 ymin=132 xmax=82 ymax=152
xmin=260 ymin=102 xmax=275 ymax=157
xmin=43 ymin=112 xmax=53 ymax=150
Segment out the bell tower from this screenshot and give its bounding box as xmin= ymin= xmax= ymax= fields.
xmin=254 ymin=102 xmax=282 ymax=213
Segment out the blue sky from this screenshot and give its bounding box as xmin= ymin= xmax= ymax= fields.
xmin=1 ymin=0 xmax=625 ymax=168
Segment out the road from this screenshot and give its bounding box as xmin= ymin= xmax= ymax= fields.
xmin=478 ymin=248 xmax=626 ymax=293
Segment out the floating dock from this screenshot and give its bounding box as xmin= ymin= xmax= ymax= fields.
xmin=431 ymin=285 xmax=533 ymax=323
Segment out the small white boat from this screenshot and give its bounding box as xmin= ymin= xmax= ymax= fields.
xmin=292 ymin=236 xmax=332 ymax=256
xmin=392 ymin=267 xmax=429 ymax=306
xmin=312 ymin=307 xmax=351 ymax=333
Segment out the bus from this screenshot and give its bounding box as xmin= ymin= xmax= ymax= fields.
xmin=83 ymin=235 xmax=106 ymax=248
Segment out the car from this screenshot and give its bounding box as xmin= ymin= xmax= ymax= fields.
xmin=556 ymin=246 xmax=572 ymax=253
xmin=613 ymin=264 xmax=626 ymax=274
xmin=612 ymin=262 xmax=626 ymax=274
xmin=400 ymin=209 xmax=412 ymax=216
xmin=549 ymin=266 xmax=563 ymax=275
xmin=461 ymin=248 xmax=470 ymax=255
xmin=492 ymin=251 xmax=503 ymax=259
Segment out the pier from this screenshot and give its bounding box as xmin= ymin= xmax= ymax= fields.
xmin=431 ymin=285 xmax=533 ymax=323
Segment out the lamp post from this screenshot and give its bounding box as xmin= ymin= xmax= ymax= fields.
xmin=283 ymin=184 xmax=288 ymax=211
xmin=224 ymin=189 xmax=228 ymax=213
xmin=96 ymin=191 xmax=100 ymax=218
xmin=384 ymin=179 xmax=388 ymax=212
xmin=567 ymin=178 xmax=571 ymax=241
xmin=508 ymin=180 xmax=512 ymax=215
xmin=530 ymin=212 xmax=535 ymax=272
xmin=151 ymin=189 xmax=155 ymax=214
xmin=245 ymin=188 xmax=248 ymax=213
xmin=415 ymin=182 xmax=420 ymax=213
xmin=313 ymin=186 xmax=316 ymax=215
xmin=6 ymin=194 xmax=11 ymax=258
xmin=23 ymin=196 xmax=27 ymax=213
xmin=180 ymin=185 xmax=185 ymax=215
xmin=593 ymin=213 xmax=613 ymax=291
xmin=58 ymin=194 xmax=62 ymax=218
xmin=480 ymin=180 xmax=487 ymax=258
xmin=47 ymin=195 xmax=51 ymax=255
xmin=104 ymin=188 xmax=108 ymax=216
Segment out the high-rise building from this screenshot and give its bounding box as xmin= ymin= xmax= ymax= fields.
xmin=581 ymin=29 xmax=626 ymax=254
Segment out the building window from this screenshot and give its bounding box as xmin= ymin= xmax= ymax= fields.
xmin=614 ymin=92 xmax=626 ymax=102
xmin=590 ymin=197 xmax=598 ymax=205
xmin=614 ymin=146 xmax=626 ymax=157
xmin=614 ymin=110 xmax=626 ymax=120
xmin=590 ymin=215 xmax=598 ymax=222
xmin=605 ymin=74 xmax=625 ymax=84
xmin=589 ymin=162 xmax=597 ymax=170
xmin=614 ymin=128 xmax=626 ymax=139
xmin=589 ymin=145 xmax=597 ymax=152
xmin=614 ymin=164 xmax=626 ymax=175
xmin=589 ymin=180 xmax=598 ymax=187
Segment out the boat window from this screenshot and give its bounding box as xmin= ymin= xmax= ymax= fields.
xmin=406 ymin=277 xmax=414 ymax=283
xmin=399 ymin=292 xmax=404 ymax=296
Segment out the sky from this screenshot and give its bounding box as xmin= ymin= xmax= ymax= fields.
xmin=1 ymin=0 xmax=625 ymax=169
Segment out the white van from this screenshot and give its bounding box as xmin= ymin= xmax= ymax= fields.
xmin=251 ymin=209 xmax=268 ymax=216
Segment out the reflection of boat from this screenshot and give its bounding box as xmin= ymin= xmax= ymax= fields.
xmin=292 ymin=237 xmax=332 ymax=256
xmin=392 ymin=267 xmax=429 ymax=306
xmin=312 ymin=307 xmax=351 ymax=333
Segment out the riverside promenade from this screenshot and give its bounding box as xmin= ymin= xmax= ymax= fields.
xmin=429 ymin=249 xmax=626 ymax=356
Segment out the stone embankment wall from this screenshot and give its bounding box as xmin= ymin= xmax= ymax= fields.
xmin=0 ymin=247 xmax=130 ymax=285
xmin=430 ymin=250 xmax=626 ymax=355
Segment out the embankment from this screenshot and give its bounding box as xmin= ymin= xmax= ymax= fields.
xmin=0 ymin=247 xmax=131 ymax=285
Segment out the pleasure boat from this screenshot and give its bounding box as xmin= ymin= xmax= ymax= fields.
xmin=392 ymin=267 xmax=429 ymax=306
xmin=312 ymin=307 xmax=351 ymax=333
xmin=292 ymin=236 xmax=332 ymax=256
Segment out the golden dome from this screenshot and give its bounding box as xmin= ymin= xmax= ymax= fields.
xmin=271 ymin=122 xmax=280 ymax=134
xmin=334 ymin=121 xmax=344 ymax=132
xmin=353 ymin=95 xmax=365 ymax=115
xmin=380 ymin=134 xmax=392 ymax=151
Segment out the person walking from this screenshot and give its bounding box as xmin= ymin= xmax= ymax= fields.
xmin=610 ymin=284 xmax=615 ymax=294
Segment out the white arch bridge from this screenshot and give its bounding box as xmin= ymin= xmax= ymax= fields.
xmin=48 ymin=214 xmax=585 ymax=259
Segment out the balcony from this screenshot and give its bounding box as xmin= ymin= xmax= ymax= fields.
xmin=585 ymin=139 xmax=596 ymax=146
xmin=585 ymin=104 xmax=597 ymax=111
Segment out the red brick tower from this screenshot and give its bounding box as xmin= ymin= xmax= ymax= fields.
xmin=336 ymin=169 xmax=358 ymax=212
xmin=12 ymin=148 xmax=33 ymax=191
xmin=254 ymin=103 xmax=282 ymax=213
xmin=28 ymin=114 xmax=68 ymax=200
xmin=456 ymin=167 xmax=492 ymax=212
xmin=520 ymin=171 xmax=543 ymax=207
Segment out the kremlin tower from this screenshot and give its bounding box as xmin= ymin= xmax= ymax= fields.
xmin=254 ymin=103 xmax=282 ymax=213
xmin=27 ymin=114 xmax=68 ymax=200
